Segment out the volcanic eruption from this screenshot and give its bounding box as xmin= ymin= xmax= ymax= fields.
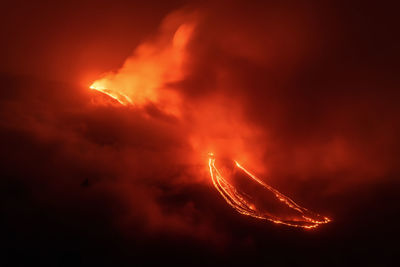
xmin=89 ymin=10 xmax=331 ymax=229
xmin=3 ymin=1 xmax=400 ymax=265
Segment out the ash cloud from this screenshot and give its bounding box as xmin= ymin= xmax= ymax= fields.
xmin=1 ymin=1 xmax=400 ymax=266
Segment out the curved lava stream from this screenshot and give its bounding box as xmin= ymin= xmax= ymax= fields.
xmin=208 ymin=153 xmax=331 ymax=229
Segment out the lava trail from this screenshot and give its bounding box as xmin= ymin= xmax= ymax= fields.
xmin=208 ymin=153 xmax=330 ymax=229
xmin=87 ymin=16 xmax=331 ymax=228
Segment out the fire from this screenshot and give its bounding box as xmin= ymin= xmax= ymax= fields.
xmin=208 ymin=153 xmax=330 ymax=229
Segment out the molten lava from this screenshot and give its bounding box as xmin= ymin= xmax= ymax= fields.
xmin=208 ymin=153 xmax=330 ymax=229
xmin=88 ymin=13 xmax=331 ymax=229
xmin=89 ymin=84 xmax=132 ymax=105
xmin=88 ymin=17 xmax=196 ymax=113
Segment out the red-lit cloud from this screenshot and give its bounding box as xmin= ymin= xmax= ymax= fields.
xmin=1 ymin=2 xmax=400 ymax=265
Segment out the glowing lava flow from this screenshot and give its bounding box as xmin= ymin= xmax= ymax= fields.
xmin=208 ymin=153 xmax=331 ymax=229
xmin=89 ymin=84 xmax=132 ymax=105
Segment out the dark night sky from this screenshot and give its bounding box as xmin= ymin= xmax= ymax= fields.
xmin=1 ymin=1 xmax=399 ymax=266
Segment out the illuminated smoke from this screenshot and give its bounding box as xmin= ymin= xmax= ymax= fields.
xmin=90 ymin=10 xmax=198 ymax=115
xmin=89 ymin=9 xmax=331 ymax=229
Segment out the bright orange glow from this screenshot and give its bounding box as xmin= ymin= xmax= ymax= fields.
xmin=88 ymin=11 xmax=332 ymax=229
xmin=208 ymin=153 xmax=330 ymax=229
xmin=89 ymin=83 xmax=132 ymax=105
xmin=89 ymin=13 xmax=196 ymax=115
